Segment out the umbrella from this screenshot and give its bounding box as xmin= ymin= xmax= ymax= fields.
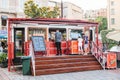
xmin=106 ymin=30 xmax=120 ymax=42
xmin=109 ymin=45 xmax=120 ymax=52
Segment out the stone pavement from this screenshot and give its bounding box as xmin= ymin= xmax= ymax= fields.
xmin=0 ymin=67 xmax=120 ymax=80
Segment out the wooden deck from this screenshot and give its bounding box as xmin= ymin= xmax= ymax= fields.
xmin=31 ymin=54 xmax=103 ymax=76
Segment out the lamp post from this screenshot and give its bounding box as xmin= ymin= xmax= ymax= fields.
xmin=61 ymin=0 xmax=63 ymax=18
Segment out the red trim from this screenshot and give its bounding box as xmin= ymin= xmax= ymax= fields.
xmin=96 ymin=25 xmax=99 ymax=52
xmin=8 ymin=19 xmax=11 ymax=71
xmin=8 ymin=18 xmax=98 ymax=26
xmin=24 ymin=42 xmax=29 ymax=56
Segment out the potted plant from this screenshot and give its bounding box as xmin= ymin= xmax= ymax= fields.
xmin=0 ymin=53 xmax=7 ymax=68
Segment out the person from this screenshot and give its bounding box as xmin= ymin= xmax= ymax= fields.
xmin=0 ymin=42 xmax=3 ymax=53
xmin=1 ymin=41 xmax=5 ymax=49
xmin=84 ymin=35 xmax=89 ymax=55
xmin=55 ymin=30 xmax=62 ymax=55
xmin=82 ymin=33 xmax=85 ymax=53
xmin=78 ymin=36 xmax=83 ymax=54
xmin=118 ymin=41 xmax=120 ymax=46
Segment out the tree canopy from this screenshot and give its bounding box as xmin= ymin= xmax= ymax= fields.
xmin=95 ymin=16 xmax=107 ymax=33
xmin=24 ymin=0 xmax=60 ymax=18
xmin=100 ymin=29 xmax=118 ymax=49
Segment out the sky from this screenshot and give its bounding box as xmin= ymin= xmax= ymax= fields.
xmin=52 ymin=0 xmax=107 ymax=10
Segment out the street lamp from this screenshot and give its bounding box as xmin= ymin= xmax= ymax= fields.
xmin=61 ymin=0 xmax=63 ymax=18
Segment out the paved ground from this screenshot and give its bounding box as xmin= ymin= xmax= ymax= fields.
xmin=0 ymin=67 xmax=120 ymax=80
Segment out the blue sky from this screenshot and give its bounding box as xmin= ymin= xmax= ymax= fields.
xmin=52 ymin=0 xmax=107 ymax=10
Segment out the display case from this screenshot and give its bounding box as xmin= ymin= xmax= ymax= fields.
xmin=49 ymin=28 xmax=66 ymax=41
xmin=28 ymin=28 xmax=47 ymax=40
xmin=70 ymin=29 xmax=83 ymax=40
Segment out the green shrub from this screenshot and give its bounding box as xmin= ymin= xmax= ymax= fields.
xmin=16 ymin=51 xmax=23 ymax=56
xmin=101 ymin=29 xmax=118 ymax=49
xmin=0 ymin=53 xmax=7 ymax=63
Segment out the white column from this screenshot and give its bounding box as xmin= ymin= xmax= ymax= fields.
xmin=47 ymin=27 xmax=49 ymax=41
xmin=66 ymin=28 xmax=68 ymax=41
xmin=25 ymin=27 xmax=28 ymax=42
xmin=92 ymin=27 xmax=96 ymax=42
xmin=11 ymin=28 xmax=14 ymax=42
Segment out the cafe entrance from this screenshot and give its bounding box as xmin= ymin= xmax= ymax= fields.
xmin=8 ymin=18 xmax=100 ymax=72
xmin=14 ymin=28 xmax=25 ymax=58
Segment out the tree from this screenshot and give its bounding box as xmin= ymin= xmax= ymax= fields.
xmin=95 ymin=16 xmax=107 ymax=33
xmin=24 ymin=0 xmax=60 ymax=18
xmin=24 ymin=0 xmax=40 ymax=18
xmin=101 ymin=29 xmax=118 ymax=49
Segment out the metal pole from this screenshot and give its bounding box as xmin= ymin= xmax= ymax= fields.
xmin=8 ymin=19 xmax=11 ymax=71
xmin=61 ymin=0 xmax=63 ymax=18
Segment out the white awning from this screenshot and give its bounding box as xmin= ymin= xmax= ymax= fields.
xmin=106 ymin=30 xmax=120 ymax=42
xmin=109 ymin=46 xmax=120 ymax=52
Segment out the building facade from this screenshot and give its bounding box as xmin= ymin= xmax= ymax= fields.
xmin=0 ymin=0 xmax=27 ymax=30
xmin=84 ymin=8 xmax=107 ymax=21
xmin=48 ymin=1 xmax=83 ymax=19
xmin=0 ymin=0 xmax=83 ymax=30
xmin=0 ymin=0 xmax=52 ymax=30
xmin=62 ymin=2 xmax=83 ymax=19
xmin=107 ymin=0 xmax=120 ymax=30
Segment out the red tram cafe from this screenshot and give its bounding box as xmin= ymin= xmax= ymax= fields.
xmin=7 ymin=18 xmax=101 ymax=75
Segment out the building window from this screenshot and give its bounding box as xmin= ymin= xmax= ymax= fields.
xmin=111 ymin=18 xmax=115 ymax=25
xmin=63 ymin=15 xmax=66 ymax=18
xmin=111 ymin=1 xmax=114 ymax=6
xmin=48 ymin=1 xmax=56 ymax=7
xmin=1 ymin=16 xmax=8 ymax=26
xmin=18 ymin=0 xmax=25 ymax=12
xmin=1 ymin=0 xmax=9 ymax=9
xmin=34 ymin=0 xmax=41 ymax=7
xmin=111 ymin=9 xmax=115 ymax=15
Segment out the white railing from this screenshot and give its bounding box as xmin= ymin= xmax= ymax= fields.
xmin=29 ymin=42 xmax=36 ymax=76
xmin=92 ymin=42 xmax=106 ymax=70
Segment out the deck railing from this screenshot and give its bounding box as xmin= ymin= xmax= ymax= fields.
xmin=92 ymin=42 xmax=106 ymax=70
xmin=29 ymin=42 xmax=36 ymax=76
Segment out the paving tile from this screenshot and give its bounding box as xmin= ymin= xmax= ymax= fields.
xmin=1 ymin=67 xmax=120 ymax=80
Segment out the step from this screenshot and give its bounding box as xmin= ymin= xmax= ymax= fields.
xmin=35 ymin=58 xmax=96 ymax=65
xmin=35 ymin=55 xmax=94 ymax=61
xmin=35 ymin=61 xmax=100 ymax=70
xmin=31 ymin=54 xmax=103 ymax=76
xmin=35 ymin=65 xmax=102 ymax=75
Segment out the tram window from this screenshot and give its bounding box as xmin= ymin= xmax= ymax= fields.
xmin=49 ymin=28 xmax=66 ymax=41
xmin=70 ymin=29 xmax=83 ymax=40
xmin=2 ymin=20 xmax=7 ymax=26
xmin=1 ymin=16 xmax=7 ymax=26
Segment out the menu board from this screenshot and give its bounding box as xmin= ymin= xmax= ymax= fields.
xmin=32 ymin=36 xmax=46 ymax=52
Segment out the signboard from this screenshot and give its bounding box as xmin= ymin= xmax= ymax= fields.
xmin=106 ymin=52 xmax=117 ymax=68
xmin=0 ymin=30 xmax=7 ymax=39
xmin=32 ymin=36 xmax=46 ymax=52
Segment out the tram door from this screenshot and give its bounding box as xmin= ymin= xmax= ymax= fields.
xmin=14 ymin=28 xmax=25 ymax=58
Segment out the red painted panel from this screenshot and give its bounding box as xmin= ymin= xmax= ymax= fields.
xmin=68 ymin=40 xmax=78 ymax=54
xmin=49 ymin=48 xmax=57 ymax=55
xmin=61 ymin=41 xmax=67 ymax=48
xmin=11 ymin=42 xmax=14 ymax=59
xmin=49 ymin=42 xmax=56 ymax=48
xmin=24 ymin=42 xmax=29 ymax=56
